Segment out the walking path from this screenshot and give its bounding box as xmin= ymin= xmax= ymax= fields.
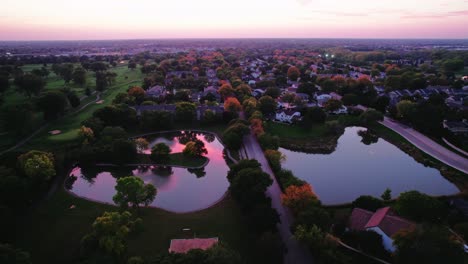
xmin=380 ymin=117 xmax=468 ymax=174
xmin=243 ymin=133 xmax=314 ymax=264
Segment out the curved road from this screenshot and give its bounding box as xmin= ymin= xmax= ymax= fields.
xmin=243 ymin=133 xmax=314 ymax=264
xmin=380 ymin=117 xmax=468 ymax=174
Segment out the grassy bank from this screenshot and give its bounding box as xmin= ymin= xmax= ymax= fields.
xmin=265 ymin=115 xmax=360 ymax=153
xmin=14 ymin=188 xmax=261 ymax=264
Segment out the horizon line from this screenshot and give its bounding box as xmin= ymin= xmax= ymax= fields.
xmin=1 ymin=37 xmax=468 ymax=42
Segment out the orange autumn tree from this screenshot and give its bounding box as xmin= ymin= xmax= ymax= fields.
xmin=128 ymin=86 xmax=146 ymax=102
xmin=218 ymin=84 xmax=235 ymax=99
xmin=287 ymin=66 xmax=300 ymax=81
xmin=281 ymin=184 xmax=319 ymax=215
xmin=250 ymin=118 xmax=264 ymax=136
xmin=224 ymin=97 xmax=241 ymax=113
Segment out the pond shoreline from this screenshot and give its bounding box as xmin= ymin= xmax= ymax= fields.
xmin=279 ymin=126 xmax=460 ymax=205
xmin=65 ymin=129 xmax=232 ymax=213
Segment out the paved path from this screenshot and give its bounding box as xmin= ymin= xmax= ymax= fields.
xmin=243 ymin=133 xmax=314 ymax=264
xmin=380 ymin=117 xmax=468 ymax=174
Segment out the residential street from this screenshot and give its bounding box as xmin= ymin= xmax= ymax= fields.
xmin=380 ymin=117 xmax=468 ymax=174
xmin=243 ymin=133 xmax=314 ymax=264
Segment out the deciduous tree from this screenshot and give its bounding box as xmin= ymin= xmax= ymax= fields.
xmin=113 ymin=177 xmax=156 ymax=209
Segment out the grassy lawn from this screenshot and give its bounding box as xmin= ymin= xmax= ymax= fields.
xmin=266 ymin=121 xmax=329 ymax=139
xmin=136 ymin=152 xmax=209 ymax=168
xmin=14 ymin=67 xmax=143 ymax=151
xmin=266 ymin=115 xmax=360 ymax=140
xmin=14 ymin=188 xmax=259 ymax=264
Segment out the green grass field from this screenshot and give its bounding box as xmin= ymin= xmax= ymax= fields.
xmin=3 ymin=64 xmax=144 ymax=151
xmin=14 ymin=188 xmax=260 ymax=264
xmin=266 ymin=115 xmax=360 ymax=140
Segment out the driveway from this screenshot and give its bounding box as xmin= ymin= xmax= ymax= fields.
xmin=243 ymin=133 xmax=314 ymax=264
xmin=380 ymin=117 xmax=468 ymax=174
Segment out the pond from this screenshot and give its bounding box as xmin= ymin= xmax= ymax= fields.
xmin=66 ymin=131 xmax=230 ymax=213
xmin=280 ymin=127 xmax=459 ymax=205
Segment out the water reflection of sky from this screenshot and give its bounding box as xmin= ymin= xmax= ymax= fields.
xmin=68 ymin=131 xmax=229 ymax=213
xmin=280 ymin=127 xmax=459 ymax=205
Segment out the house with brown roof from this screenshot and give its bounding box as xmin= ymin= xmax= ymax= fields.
xmin=169 ymin=238 xmax=218 ymax=253
xmin=348 ymin=207 xmax=415 ymax=252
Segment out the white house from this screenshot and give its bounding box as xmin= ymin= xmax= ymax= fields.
xmin=275 ymin=110 xmax=302 ymax=124
xmin=348 ymin=207 xmax=415 ymax=252
xmin=316 ymin=94 xmax=332 ymax=107
xmin=330 ymin=105 xmax=348 ymax=115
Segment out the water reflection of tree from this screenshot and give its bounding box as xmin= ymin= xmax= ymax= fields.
xmin=79 ymin=166 xmax=103 ymax=184
xmin=110 ymin=166 xmax=135 ymax=179
xmin=136 ymin=165 xmax=151 ymax=174
xmin=188 ymin=167 xmax=206 ymax=178
xmin=204 ymin=133 xmax=215 ymax=143
xmin=64 ymin=175 xmax=77 ymax=190
xmin=178 ymin=131 xmax=198 ymax=145
xmin=358 ymin=129 xmax=379 ymax=145
xmin=151 ymin=166 xmax=173 ymax=177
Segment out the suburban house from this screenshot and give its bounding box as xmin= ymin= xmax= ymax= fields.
xmin=275 ymin=110 xmax=302 ymax=124
xmin=169 ymin=238 xmax=219 ymax=253
xmin=146 ymin=85 xmax=166 ymax=98
xmin=348 ymin=207 xmax=415 ymax=252
xmin=330 ymin=105 xmax=348 ymax=115
xmin=316 ymin=94 xmax=332 ymax=107
xmin=443 ymin=119 xmax=468 ymax=135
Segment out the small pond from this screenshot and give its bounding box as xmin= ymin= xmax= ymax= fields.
xmin=66 ymin=131 xmax=230 ymax=213
xmin=280 ymin=127 xmax=459 ymax=205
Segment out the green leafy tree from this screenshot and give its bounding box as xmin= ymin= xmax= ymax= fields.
xmin=396 ymin=100 xmax=417 ymax=120
xmin=394 ymin=190 xmax=446 ymax=222
xmin=381 ymin=188 xmax=392 ymax=201
xmin=37 ymin=91 xmax=69 ymax=120
xmin=258 ymin=95 xmax=277 ymax=115
xmin=175 ymin=102 xmax=196 ymax=122
xmin=15 ymin=73 xmax=46 ymax=97
xmin=17 ymin=150 xmax=55 ymax=182
xmin=323 ymin=99 xmax=343 ymax=112
xmin=134 ymin=138 xmax=149 ymax=153
xmin=394 ymin=225 xmax=464 ymax=264
xmin=113 ymin=177 xmax=157 ymax=209
xmin=359 ymin=108 xmax=383 ymax=125
xmin=112 ymin=140 xmax=137 ymax=164
xmin=264 ymin=87 xmax=281 ymax=98
xmin=81 ymin=211 xmax=142 ymax=257
xmin=72 ymin=67 xmax=87 ymax=86
xmin=352 ymin=195 xmax=384 ymax=211
xmin=293 ymin=206 xmax=332 ymax=231
xmin=140 ymin=110 xmax=173 ymax=131
xmin=58 ymin=63 xmax=74 ymax=83
xmin=183 ymin=140 xmax=208 ymax=157
xmin=150 ymin=143 xmax=171 ymax=162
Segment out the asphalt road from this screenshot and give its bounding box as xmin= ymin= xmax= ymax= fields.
xmin=243 ymin=133 xmax=314 ymax=264
xmin=380 ymin=117 xmax=468 ymax=174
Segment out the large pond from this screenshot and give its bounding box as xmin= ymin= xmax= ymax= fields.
xmin=280 ymin=127 xmax=459 ymax=205
xmin=66 ymin=131 xmax=230 ymax=213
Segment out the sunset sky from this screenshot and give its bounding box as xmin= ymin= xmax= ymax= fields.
xmin=1 ymin=0 xmax=467 ymax=40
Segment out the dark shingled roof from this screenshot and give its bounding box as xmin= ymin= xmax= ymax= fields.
xmin=349 ymin=207 xmax=415 ymax=237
